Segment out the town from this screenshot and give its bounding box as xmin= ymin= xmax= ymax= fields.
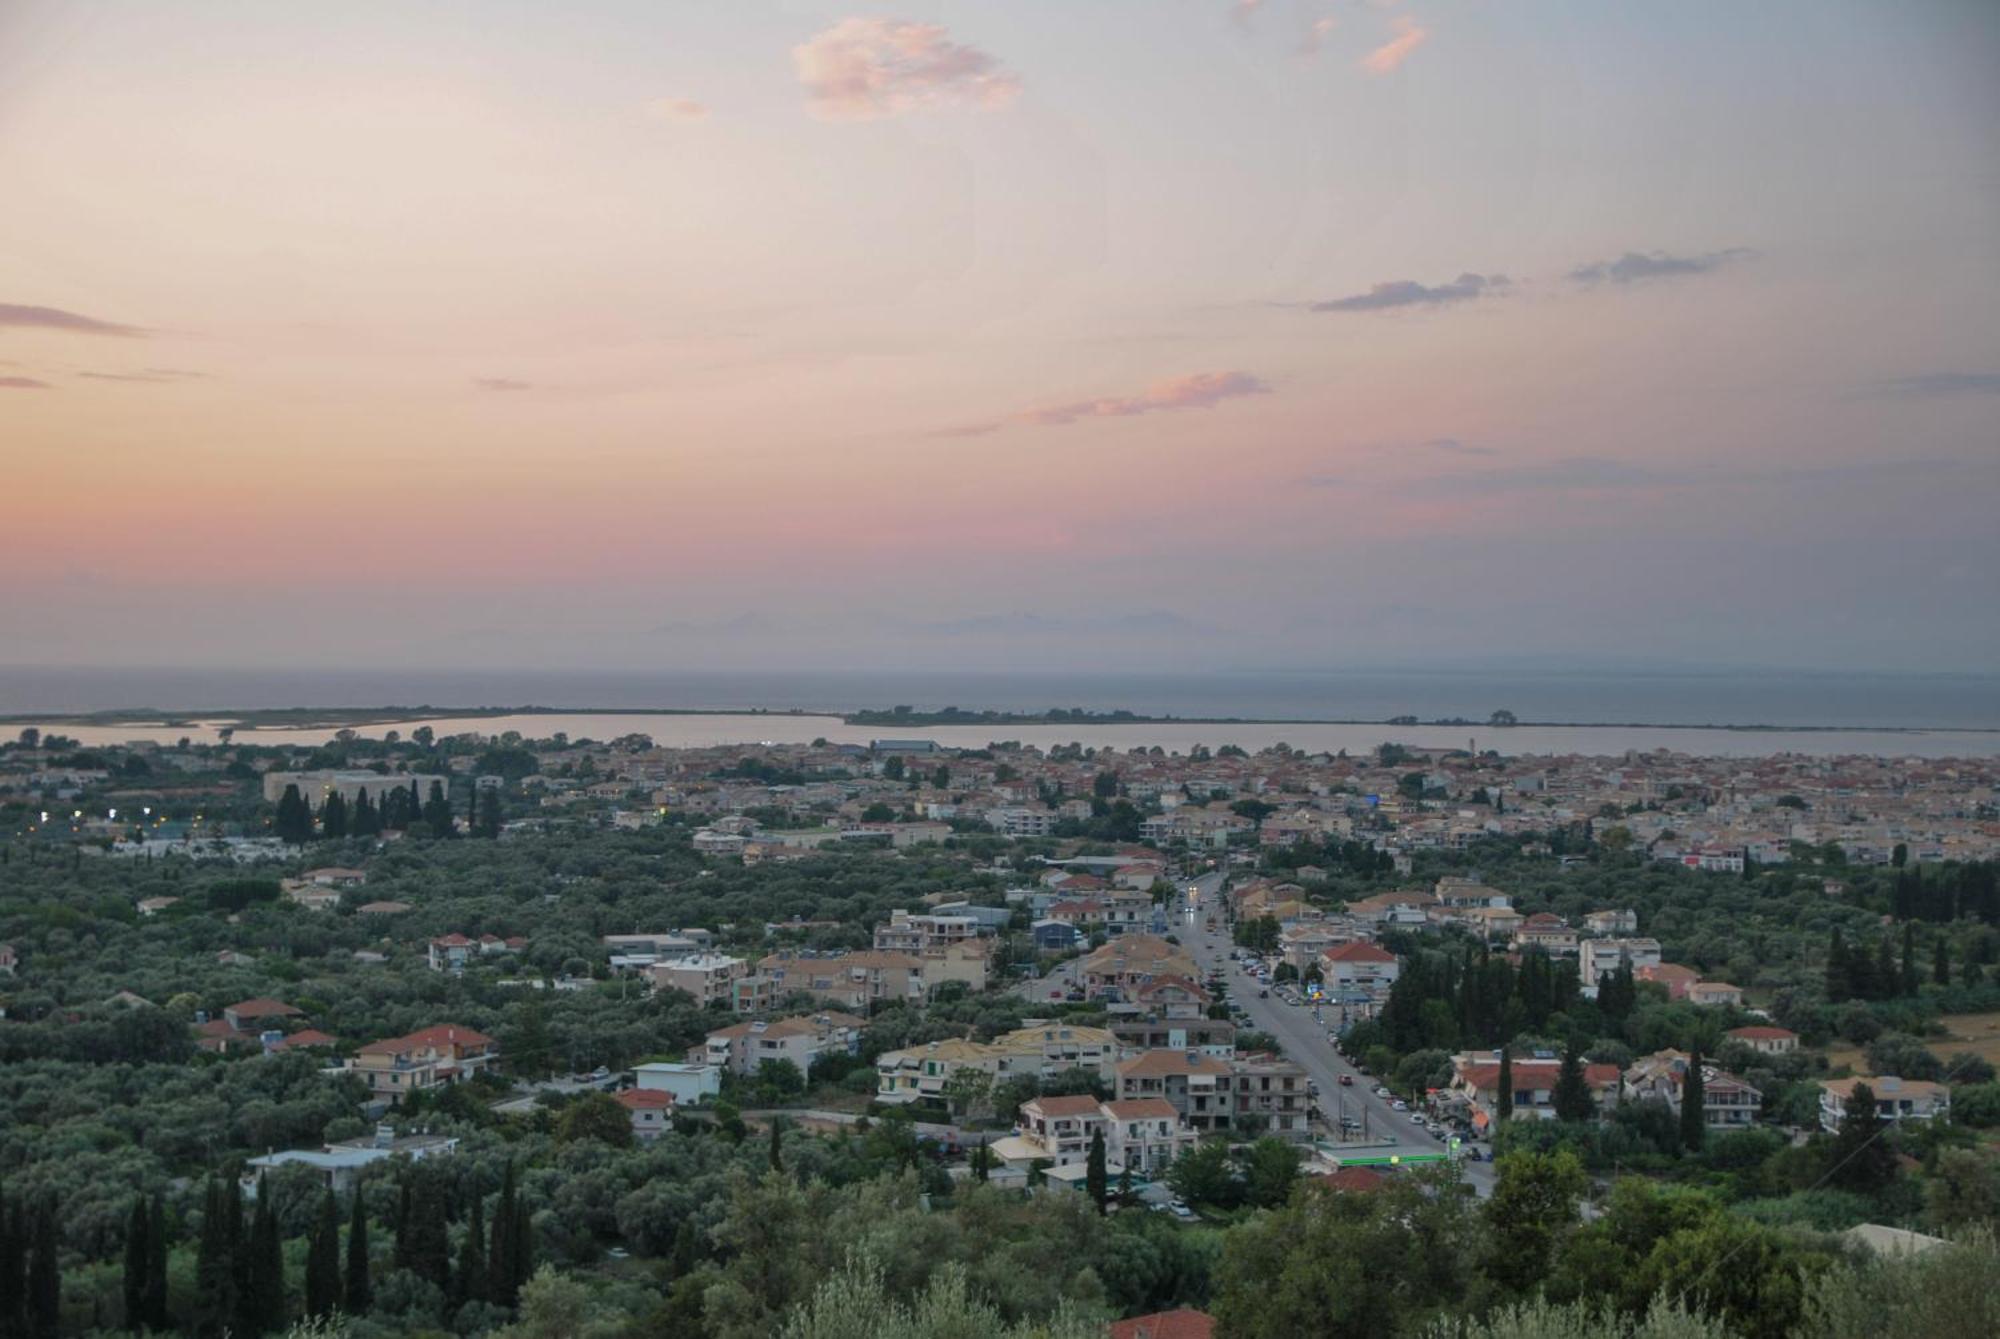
xmin=0 ymin=722 xmax=1995 ymax=1336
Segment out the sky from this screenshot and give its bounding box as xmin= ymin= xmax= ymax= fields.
xmin=2 ymin=0 xmax=1997 ymax=677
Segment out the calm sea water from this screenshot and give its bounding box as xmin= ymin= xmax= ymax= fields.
xmin=4 ymin=666 xmax=1997 ymax=758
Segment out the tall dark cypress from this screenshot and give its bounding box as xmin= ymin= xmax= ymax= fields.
xmin=343 ymin=1191 xmax=371 ymax=1316
xmin=391 ymin=1182 xmax=413 ymax=1273
xmin=226 ymin=1178 xmax=255 ymax=1339
xmin=488 ymin=1165 xmax=516 ymax=1306
xmin=1496 ymin=1047 xmax=1514 ymax=1123
xmin=1680 ymin=1053 xmax=1707 ymax=1152
xmin=193 ymin=1180 xmax=237 ymax=1338
xmin=454 ymin=1194 xmax=486 ymax=1307
xmin=246 ymin=1189 xmax=285 ymax=1335
xmin=508 ymin=1196 xmax=532 ymax=1304
xmin=275 ymin=784 xmax=313 ymax=844
xmin=304 ymin=1190 xmax=340 ymax=1319
xmin=27 ymin=1200 xmax=59 ymax=1339
xmin=321 ymin=791 xmax=348 ymax=840
xmin=406 ymin=1175 xmax=450 ymax=1292
xmin=123 ymin=1196 xmax=149 ymax=1331
xmin=144 ymin=1195 xmax=168 ymax=1331
xmin=0 ymin=1184 xmax=22 ymax=1339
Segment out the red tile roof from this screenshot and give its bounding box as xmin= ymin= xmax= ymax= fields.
xmin=1322 ymin=941 xmax=1396 ymax=963
xmin=615 ymin=1089 xmax=674 ymax=1110
xmin=1108 ymin=1309 xmax=1215 ymax=1339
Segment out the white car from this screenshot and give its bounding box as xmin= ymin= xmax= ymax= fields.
xmin=1391 ymin=1099 xmax=1408 ymax=1111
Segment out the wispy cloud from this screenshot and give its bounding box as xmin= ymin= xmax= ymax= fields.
xmin=0 ymin=375 xmax=52 ymax=389
xmin=1230 ymin=1 xmax=1265 ymax=33
xmin=1569 ymin=248 xmax=1756 ymax=285
xmin=1299 ymin=16 xmax=1340 ymax=57
xmin=943 ymin=370 xmax=1269 ymax=437
xmin=1362 ymin=16 xmax=1428 ymax=74
xmin=794 ymin=17 xmax=1020 ymax=122
xmin=77 ymin=367 xmax=204 ymax=383
xmin=1309 ymin=272 xmax=1507 ymax=312
xmin=1869 ymin=372 xmax=2000 ymax=398
xmin=1423 ymin=437 xmax=1497 ymax=456
xmin=0 ymin=303 xmax=146 ymax=338
xmin=647 ymin=97 xmax=709 ymax=124
xmin=890 ymin=610 xmax=1200 ymax=637
xmin=474 ymin=377 xmax=532 ymax=392
xmin=1404 ymin=455 xmax=1668 ymax=497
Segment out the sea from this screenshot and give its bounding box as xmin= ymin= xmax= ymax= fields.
xmin=3 ymin=666 xmax=1998 ymax=759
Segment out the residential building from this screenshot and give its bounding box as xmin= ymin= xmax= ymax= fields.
xmin=1819 ymin=1076 xmax=1951 ymax=1132
xmin=1318 ymin=941 xmax=1400 ymax=993
xmin=1686 ymin=980 xmax=1745 ymax=1008
xmin=647 ymin=954 xmax=749 ymax=1008
xmin=1583 ymin=909 xmax=1640 ymax=936
xmin=1113 ymin=1050 xmax=1234 ymax=1133
xmin=756 ymin=950 xmax=928 ymax=1011
xmin=1101 ymin=1097 xmax=1199 ymax=1175
xmin=1014 ymin=1094 xmax=1106 ymax=1167
xmin=246 ymin=1125 xmax=458 ymax=1194
xmin=873 ymin=909 xmax=985 ymax=953
xmin=1230 ymin=1054 xmax=1311 ymax=1139
xmin=703 ymin=1011 xmax=865 ymax=1078
xmin=1578 ymin=937 xmax=1662 ymax=988
xmin=1727 ymin=1025 xmax=1799 ymax=1055
xmin=1624 ymin=1052 xmax=1762 ymax=1130
xmin=633 ymin=1061 xmax=722 ymax=1105
xmin=261 ymin=770 xmax=447 ymax=807
xmin=1447 ymin=1053 xmax=1621 ymax=1130
xmin=1511 ymin=913 xmax=1578 ymax=955
xmin=1078 ymin=935 xmax=1200 ymax=1001
xmin=348 ymin=1025 xmax=498 ymax=1100
xmin=1111 ymin=1016 xmax=1236 ymax=1058
xmin=614 ymin=1088 xmax=675 ymax=1140
xmin=1108 ymin=1310 xmax=1215 ymax=1339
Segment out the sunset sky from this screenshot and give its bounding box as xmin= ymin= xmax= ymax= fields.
xmin=3 ymin=1 xmax=1997 ymax=674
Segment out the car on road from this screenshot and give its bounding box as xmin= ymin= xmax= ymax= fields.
xmin=1338 ymin=1074 xmax=1353 ymax=1087
xmin=1390 ymin=1099 xmax=1408 ymax=1111
xmin=1257 ymin=988 xmax=1269 ymax=998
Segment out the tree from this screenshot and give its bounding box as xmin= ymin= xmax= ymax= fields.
xmin=477 ymin=788 xmax=502 ymax=838
xmin=193 ymin=1178 xmax=239 ymax=1337
xmin=1680 ymin=1054 xmax=1706 ymax=1153
xmin=769 ymin=1118 xmax=786 ymax=1174
xmin=145 ymin=1193 xmax=169 ymax=1329
xmin=557 ymin=1092 xmax=634 ymax=1148
xmin=1166 ymin=1139 xmax=1235 ymax=1209
xmin=1086 ymin=1128 xmax=1109 ymax=1215
xmin=27 ymin=1200 xmax=58 ymax=1339
xmin=1490 ymin=709 xmax=1518 ymax=727
xmin=343 ymin=1189 xmax=371 ymax=1315
xmin=246 ymin=1187 xmax=286 ymax=1335
xmin=351 ymin=786 xmax=380 ymax=837
xmin=1240 ymin=1137 xmax=1301 ymax=1209
xmin=1900 ymin=923 xmax=1921 ymax=997
xmin=1827 ymin=1082 xmax=1898 ymax=1197
xmin=423 ymin=780 xmax=455 ymax=837
xmin=1554 ymin=1044 xmax=1594 ymax=1123
xmin=320 ymin=790 xmax=348 ymax=840
xmin=401 ymin=1172 xmax=450 ymax=1292
xmin=124 ymin=1194 xmax=150 ymax=1330
xmin=455 ymin=1191 xmax=487 ymax=1307
xmin=305 ymin=1188 xmax=341 ymax=1318
xmin=1498 ymin=1047 xmax=1515 ymax=1123
xmin=1934 ymin=936 xmax=1952 ymax=986
xmin=1484 ymin=1149 xmax=1588 ymax=1296
xmin=275 ymin=783 xmax=314 ymax=844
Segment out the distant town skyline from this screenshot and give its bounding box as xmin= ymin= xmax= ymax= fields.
xmin=3 ymin=1 xmax=1997 ymax=673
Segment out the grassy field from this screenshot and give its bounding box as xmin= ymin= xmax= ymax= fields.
xmin=1827 ymin=1010 xmax=2000 ymax=1077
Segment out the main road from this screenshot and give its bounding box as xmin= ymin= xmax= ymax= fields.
xmin=1176 ymin=877 xmax=1495 ymax=1196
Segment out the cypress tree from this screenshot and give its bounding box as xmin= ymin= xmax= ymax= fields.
xmin=275 ymin=784 xmax=313 ymax=844
xmin=1829 ymin=1080 xmax=1898 ymax=1196
xmin=488 ymin=1165 xmax=515 ymax=1305
xmin=768 ymin=1118 xmax=784 ymax=1173
xmin=392 ymin=1181 xmax=413 ymax=1272
xmin=144 ymin=1194 xmax=168 ymax=1330
xmin=1900 ymin=923 xmax=1921 ymax=996
xmin=454 ymin=1194 xmax=486 ymax=1307
xmin=321 ymin=791 xmax=348 ymax=840
xmin=506 ymin=1196 xmax=532 ymax=1307
xmin=27 ymin=1200 xmax=58 ymax=1339
xmin=407 ymin=1174 xmax=450 ymax=1292
xmin=1680 ymin=1053 xmax=1707 ymax=1152
xmin=304 ymin=1189 xmax=340 ymax=1319
xmin=351 ymin=787 xmax=378 ymax=837
xmin=1826 ymin=929 xmax=1851 ymax=1002
xmin=0 ymin=1184 xmax=22 ymax=1339
xmin=1553 ymin=1043 xmax=1593 ymax=1122
xmin=477 ymin=789 xmax=502 ymax=839
xmin=1496 ymin=1047 xmax=1514 ymax=1123
xmin=246 ymin=1188 xmax=285 ymax=1335
xmin=1934 ymin=936 xmax=1951 ymax=986
xmin=193 ymin=1180 xmax=237 ymax=1338
xmin=123 ymin=1195 xmax=149 ymax=1331
xmin=1086 ymin=1127 xmax=1108 ymax=1215
xmin=423 ymin=781 xmax=454 ymax=838
xmin=343 ymin=1189 xmax=371 ymax=1316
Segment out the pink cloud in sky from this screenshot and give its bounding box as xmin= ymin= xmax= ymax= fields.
xmin=793 ymin=17 xmax=1021 ymax=121
xmin=1300 ymin=16 xmax=1339 ymax=57
xmin=1362 ymin=16 xmax=1428 ymax=74
xmin=1231 ymin=1 xmax=1265 ymax=32
xmin=646 ymin=97 xmax=709 ymax=124
xmin=946 ymin=370 xmax=1269 ymax=437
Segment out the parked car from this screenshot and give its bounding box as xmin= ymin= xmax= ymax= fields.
xmin=1338 ymin=1074 xmax=1353 ymax=1087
